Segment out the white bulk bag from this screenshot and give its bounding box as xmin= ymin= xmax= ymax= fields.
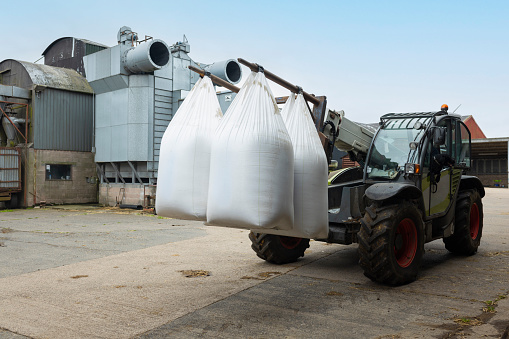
xmin=206 ymin=71 xmax=294 ymax=230
xmin=156 ymin=76 xmax=223 ymax=220
xmin=280 ymin=92 xmax=295 ymax=123
xmin=253 ymin=93 xmax=329 ymax=239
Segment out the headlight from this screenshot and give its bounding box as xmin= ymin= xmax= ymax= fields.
xmin=405 ymin=163 xmax=421 ymax=174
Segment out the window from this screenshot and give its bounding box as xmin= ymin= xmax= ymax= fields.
xmin=46 ymin=164 xmax=72 ymax=180
xmin=458 ymin=122 xmax=471 ymax=167
xmin=366 ymin=118 xmax=428 ymax=179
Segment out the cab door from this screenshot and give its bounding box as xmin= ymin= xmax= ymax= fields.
xmin=421 ymin=118 xmax=456 ymax=217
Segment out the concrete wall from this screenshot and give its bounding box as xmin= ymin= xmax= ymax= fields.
xmin=98 ymin=183 xmax=155 ymax=207
xmin=28 ymin=149 xmax=98 ymax=206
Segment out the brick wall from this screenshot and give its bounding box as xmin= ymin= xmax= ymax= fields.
xmin=474 ymin=173 xmax=508 ymax=188
xmin=29 ymin=149 xmax=98 ymax=205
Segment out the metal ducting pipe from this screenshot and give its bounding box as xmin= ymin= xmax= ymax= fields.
xmin=2 ymin=116 xmax=18 ymax=141
xmin=204 ymin=59 xmax=242 ymax=85
xmin=122 ymin=39 xmax=170 ymax=73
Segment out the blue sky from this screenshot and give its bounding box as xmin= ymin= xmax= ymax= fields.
xmin=2 ymin=0 xmax=508 ymax=137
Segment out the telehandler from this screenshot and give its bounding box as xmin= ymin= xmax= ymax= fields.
xmin=190 ymin=60 xmax=484 ymax=285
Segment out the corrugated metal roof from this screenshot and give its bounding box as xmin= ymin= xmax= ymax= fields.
xmin=16 ymin=60 xmax=93 ymax=94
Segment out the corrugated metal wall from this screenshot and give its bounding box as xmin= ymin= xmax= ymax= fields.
xmin=153 ymin=76 xmax=173 ymax=170
xmin=0 ymin=147 xmax=21 ymax=190
xmin=33 ymin=88 xmax=93 ymax=152
xmin=85 ymin=44 xmax=105 ymax=56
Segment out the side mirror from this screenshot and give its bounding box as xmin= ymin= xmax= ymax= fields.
xmin=433 ymin=127 xmax=446 ymax=146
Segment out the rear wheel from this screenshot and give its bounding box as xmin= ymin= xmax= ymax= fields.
xmin=249 ymin=232 xmax=310 ymax=264
xmin=358 ymin=201 xmax=424 ymax=285
xmin=444 ymin=189 xmax=483 ymax=255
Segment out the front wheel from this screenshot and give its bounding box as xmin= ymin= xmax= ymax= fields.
xmin=358 ymin=201 xmax=425 ymax=285
xmin=443 ymin=189 xmax=483 ymax=255
xmin=249 ymin=232 xmax=310 ymax=264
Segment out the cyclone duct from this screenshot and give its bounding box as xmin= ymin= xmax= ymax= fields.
xmin=204 ymin=59 xmax=242 ymax=85
xmin=85 ymin=26 xmax=244 ymax=201
xmin=122 ymin=39 xmax=170 ymax=74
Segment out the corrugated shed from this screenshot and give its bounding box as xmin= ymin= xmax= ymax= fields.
xmin=33 ymin=88 xmax=93 ymax=151
xmin=42 ymin=37 xmax=108 ymax=77
xmin=0 ymin=60 xmax=93 ymax=94
xmin=42 ymin=37 xmax=108 ymax=57
xmin=19 ymin=61 xmax=93 ymax=94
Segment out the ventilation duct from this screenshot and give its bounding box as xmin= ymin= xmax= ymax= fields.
xmin=122 ymin=39 xmax=170 ymax=74
xmin=204 ymin=59 xmax=242 ymax=85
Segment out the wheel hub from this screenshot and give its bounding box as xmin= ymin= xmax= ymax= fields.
xmin=395 ymin=234 xmax=403 ymax=251
xmin=394 ymin=218 xmax=418 ymax=268
xmin=470 ymin=202 xmax=480 ymax=240
xmin=279 ymin=236 xmax=302 ymax=250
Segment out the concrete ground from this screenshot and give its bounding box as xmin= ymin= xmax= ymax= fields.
xmin=0 ymin=188 xmax=508 ymax=339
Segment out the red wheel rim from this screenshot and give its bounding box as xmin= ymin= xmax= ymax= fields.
xmin=280 ymin=236 xmax=302 ymax=249
xmin=394 ymin=218 xmax=418 ymax=268
xmin=470 ymin=203 xmax=480 ymax=240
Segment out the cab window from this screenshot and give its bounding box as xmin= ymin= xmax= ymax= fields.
xmin=457 ymin=121 xmax=471 ymax=167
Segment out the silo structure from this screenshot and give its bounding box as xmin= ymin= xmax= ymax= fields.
xmin=83 ymin=27 xmax=242 ymax=207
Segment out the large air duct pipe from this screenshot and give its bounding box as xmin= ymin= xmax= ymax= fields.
xmin=1 ymin=116 xmax=25 ymax=144
xmin=204 ymin=59 xmax=242 ymax=85
xmin=122 ymin=39 xmax=170 ymax=74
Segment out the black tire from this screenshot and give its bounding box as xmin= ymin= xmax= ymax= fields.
xmin=358 ymin=201 xmax=425 ymax=286
xmin=444 ymin=189 xmax=483 ymax=255
xmin=248 ymin=232 xmax=310 ymax=264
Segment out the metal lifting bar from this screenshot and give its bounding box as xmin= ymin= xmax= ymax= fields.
xmin=188 ymin=66 xmax=240 ymax=93
xmin=236 ymin=58 xmax=328 ymax=132
xmin=237 ymin=58 xmax=320 ymax=106
xmin=190 ymin=60 xmax=328 ymax=136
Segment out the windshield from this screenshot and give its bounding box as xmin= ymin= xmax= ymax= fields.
xmin=366 ymin=118 xmax=428 ymax=179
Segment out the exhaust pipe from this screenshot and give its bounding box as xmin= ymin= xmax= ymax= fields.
xmin=204 ymin=59 xmax=242 ymax=85
xmin=122 ymin=39 xmax=170 ymax=74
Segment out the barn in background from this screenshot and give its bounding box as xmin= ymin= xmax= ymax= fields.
xmin=0 ymin=59 xmax=97 ymax=206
